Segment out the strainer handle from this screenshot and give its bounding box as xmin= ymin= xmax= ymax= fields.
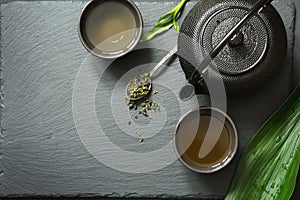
xmin=209 ymin=0 xmax=273 ymax=59
xmin=149 ymin=46 xmax=178 ymax=77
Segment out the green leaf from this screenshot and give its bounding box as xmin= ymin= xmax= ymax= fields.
xmin=156 ymin=11 xmax=174 ymax=26
xmin=225 ymin=84 xmax=300 ymax=200
xmin=155 ymin=17 xmax=173 ymax=28
xmin=174 ymin=9 xmax=182 ymax=20
xmin=141 ymin=0 xmax=189 ymax=42
xmin=172 ymin=7 xmax=183 ymax=32
xmin=173 ymin=20 xmax=179 ymax=32
xmin=140 ymin=23 xmax=173 ymax=42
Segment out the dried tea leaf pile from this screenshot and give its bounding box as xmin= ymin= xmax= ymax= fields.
xmin=124 ymin=90 xmax=160 ymax=143
xmin=127 ymin=73 xmax=151 ymax=99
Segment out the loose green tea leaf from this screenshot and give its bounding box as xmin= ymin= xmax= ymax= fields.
xmin=225 ymin=85 xmax=300 ymax=200
xmin=127 ymin=73 xmax=151 ymax=99
xmin=124 ymin=86 xmax=161 ymax=144
xmin=135 ymin=131 xmax=144 ymax=143
xmin=141 ymin=0 xmax=188 ymax=42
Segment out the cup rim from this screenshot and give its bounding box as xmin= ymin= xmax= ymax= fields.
xmin=78 ymin=0 xmax=143 ymax=59
xmin=173 ymin=107 xmax=238 ymax=173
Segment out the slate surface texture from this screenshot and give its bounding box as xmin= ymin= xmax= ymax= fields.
xmin=0 ymin=0 xmax=298 ymax=199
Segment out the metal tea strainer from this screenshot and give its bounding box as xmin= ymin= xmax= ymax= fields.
xmin=178 ymin=0 xmax=287 ymax=96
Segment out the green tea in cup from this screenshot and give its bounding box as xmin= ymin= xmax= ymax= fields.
xmin=174 ymin=107 xmax=238 ymax=173
xmin=79 ymin=0 xmax=143 ymax=59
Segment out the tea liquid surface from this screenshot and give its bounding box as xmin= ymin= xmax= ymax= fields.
xmin=85 ymin=1 xmax=137 ymax=53
xmin=179 ymin=115 xmax=232 ymax=167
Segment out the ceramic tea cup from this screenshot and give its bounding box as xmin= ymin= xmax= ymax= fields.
xmin=78 ymin=0 xmax=143 ymax=59
xmin=174 ymin=107 xmax=238 ymax=173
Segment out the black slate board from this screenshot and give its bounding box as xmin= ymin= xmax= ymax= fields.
xmin=0 ymin=0 xmax=298 ymax=199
